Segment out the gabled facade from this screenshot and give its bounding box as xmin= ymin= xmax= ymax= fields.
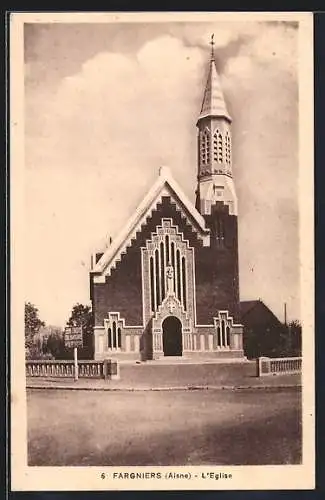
xmin=90 ymin=42 xmax=244 ymax=361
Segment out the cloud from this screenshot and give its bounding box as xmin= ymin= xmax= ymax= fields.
xmin=24 ymin=23 xmax=300 ymax=325
xmin=224 ymin=56 xmax=254 ymax=81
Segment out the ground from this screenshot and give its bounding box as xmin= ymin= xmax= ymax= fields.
xmin=27 ymin=387 xmax=301 ymax=466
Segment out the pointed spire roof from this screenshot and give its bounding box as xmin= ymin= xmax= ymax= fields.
xmin=197 ymin=35 xmax=231 ymax=123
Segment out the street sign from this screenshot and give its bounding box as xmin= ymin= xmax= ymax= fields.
xmin=64 ymin=326 xmax=83 ymax=348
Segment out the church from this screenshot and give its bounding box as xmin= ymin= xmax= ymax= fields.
xmin=89 ymin=40 xmax=244 ymax=361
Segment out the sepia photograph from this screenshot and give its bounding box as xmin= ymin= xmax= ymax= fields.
xmin=10 ymin=11 xmax=314 ymax=491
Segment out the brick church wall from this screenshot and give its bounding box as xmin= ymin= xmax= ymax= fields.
xmin=92 ymin=244 xmax=143 ymax=326
xmin=91 ymin=196 xmax=240 ymax=328
xmin=195 ymin=202 xmax=240 ymax=324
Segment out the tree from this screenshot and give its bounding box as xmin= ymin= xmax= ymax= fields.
xmin=42 ymin=326 xmax=65 ymax=360
xmin=287 ymin=320 xmax=302 ymax=356
xmin=25 ymin=302 xmax=45 ymax=359
xmin=243 ymin=323 xmax=287 ymax=359
xmin=66 ymin=303 xmax=94 ymax=359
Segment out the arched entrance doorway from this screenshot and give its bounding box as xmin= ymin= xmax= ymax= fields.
xmin=162 ymin=316 xmax=182 ymax=356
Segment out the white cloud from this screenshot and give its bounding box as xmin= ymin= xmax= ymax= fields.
xmin=224 ymin=56 xmax=254 ymax=81
xmin=191 ymin=28 xmax=239 ymax=49
xmin=24 ymin=23 xmax=300 ymax=325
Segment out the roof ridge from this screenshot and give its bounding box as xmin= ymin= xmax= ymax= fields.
xmin=91 ymin=169 xmax=210 ymax=280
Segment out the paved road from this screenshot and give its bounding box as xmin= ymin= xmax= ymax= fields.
xmin=27 ymin=387 xmax=302 ymax=466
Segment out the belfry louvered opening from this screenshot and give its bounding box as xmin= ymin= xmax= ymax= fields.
xmin=213 ymin=129 xmax=223 ymax=163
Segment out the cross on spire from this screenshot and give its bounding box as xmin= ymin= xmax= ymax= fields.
xmin=210 ymin=33 xmax=215 ymax=60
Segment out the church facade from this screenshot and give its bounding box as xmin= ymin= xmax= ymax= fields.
xmin=90 ymin=44 xmax=244 ymax=361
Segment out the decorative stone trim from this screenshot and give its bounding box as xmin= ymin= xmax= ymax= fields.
xmin=142 ymin=218 xmax=196 ymax=335
xmin=104 ymin=312 xmax=143 ymax=353
xmin=212 ymin=310 xmax=243 ymax=349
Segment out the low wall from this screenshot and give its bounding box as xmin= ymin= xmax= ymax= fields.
xmin=26 ymin=359 xmax=119 ymax=380
xmin=256 ymin=356 xmax=302 ymax=377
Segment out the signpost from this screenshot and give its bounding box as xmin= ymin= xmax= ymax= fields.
xmin=64 ymin=326 xmax=83 ymax=381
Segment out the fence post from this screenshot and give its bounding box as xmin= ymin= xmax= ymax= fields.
xmin=73 ymin=347 xmax=78 ymax=382
xmin=256 ymin=357 xmax=271 ymax=377
xmin=102 ymin=359 xmax=120 ymax=380
xmin=110 ymin=360 xmax=120 ymax=380
xmin=103 ymin=359 xmax=110 ymax=380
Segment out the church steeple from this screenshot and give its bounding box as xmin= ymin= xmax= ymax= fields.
xmin=197 ymin=34 xmax=231 ymax=123
xmin=195 ymin=35 xmax=237 ymax=217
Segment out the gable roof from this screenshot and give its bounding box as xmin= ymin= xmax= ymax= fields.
xmin=239 ymin=300 xmax=260 ymax=317
xmin=240 ymin=300 xmax=282 ymax=325
xmin=91 ymin=167 xmax=210 ymax=280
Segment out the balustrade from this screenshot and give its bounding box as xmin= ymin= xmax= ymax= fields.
xmin=256 ymin=356 xmax=302 ymax=377
xmin=26 ymin=360 xmax=111 ymax=379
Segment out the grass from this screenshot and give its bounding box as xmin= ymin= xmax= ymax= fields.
xmin=27 ymin=388 xmax=302 ymax=466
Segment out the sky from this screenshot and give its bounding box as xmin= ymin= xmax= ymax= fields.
xmin=23 ymin=18 xmax=300 ymax=327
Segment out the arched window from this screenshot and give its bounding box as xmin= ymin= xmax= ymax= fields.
xmin=112 ymin=321 xmax=117 ymax=348
xmin=106 ymin=314 xmax=124 ymax=351
xmin=215 ymin=217 xmax=225 ymax=246
xmin=226 ymin=326 xmax=230 ymax=347
xmin=171 ymin=241 xmax=175 ymax=292
xmin=150 ymin=256 xmax=155 ymax=312
xmin=145 ymin=220 xmax=190 ymax=314
xmin=213 ymin=130 xmax=223 ymax=163
xmin=218 ymin=132 xmax=223 ymax=163
xmin=214 ymin=313 xmax=234 ymax=350
xmin=221 ymin=320 xmax=226 ymax=347
xmin=181 ymin=256 xmax=187 ymax=311
xmin=160 ymin=241 xmax=165 ymax=301
xmin=176 ymin=249 xmax=181 ymax=301
xmin=155 ymin=249 xmax=160 ymax=307
xmin=217 ymin=326 xmax=221 ymax=347
xmin=225 ymin=132 xmax=231 ymax=165
xmin=165 ymin=235 xmax=169 ymax=263
xmin=201 ymin=129 xmax=210 ymax=166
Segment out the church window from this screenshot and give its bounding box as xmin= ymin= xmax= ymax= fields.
xmin=221 ymin=320 xmax=226 ymax=347
xmin=155 ymin=249 xmax=160 ymax=307
xmin=165 ymin=235 xmax=170 ymax=263
xmin=144 ymin=220 xmax=192 ymax=315
xmin=107 ymin=321 xmax=120 ymax=350
xmin=215 ymin=216 xmax=225 ymax=246
xmin=226 ymin=326 xmax=230 ymax=347
xmin=214 ymin=312 xmax=234 ymax=350
xmin=181 ymin=256 xmax=187 ymax=311
xmin=171 ymin=241 xmax=175 ymax=291
xmin=217 ymin=326 xmax=221 ymax=347
xmin=112 ymin=321 xmax=117 ymax=348
xmin=176 ymin=249 xmax=181 ymax=301
xmin=150 ymin=256 xmax=155 ymax=312
xmin=225 ymin=132 xmax=231 ymax=165
xmin=220 ymin=218 xmax=225 ymax=240
xmin=201 ymin=129 xmax=210 ymax=167
xmin=105 ymin=314 xmax=124 ymax=351
xmin=213 ymin=130 xmax=223 ymax=163
xmin=160 ymin=241 xmax=165 ymax=301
